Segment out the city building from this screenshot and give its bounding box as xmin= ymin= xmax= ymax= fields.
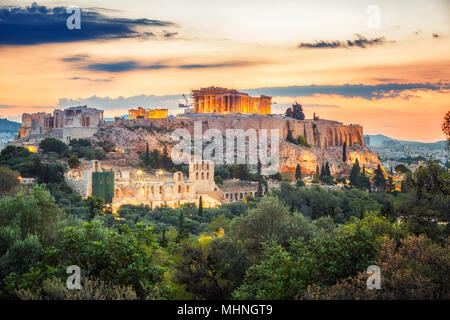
xmin=128 ymin=107 xmax=168 ymax=119
xmin=18 ymin=106 xmax=104 ymax=141
xmin=192 ymin=86 xmax=271 ymax=114
xmin=64 ymin=159 xmax=222 ymax=209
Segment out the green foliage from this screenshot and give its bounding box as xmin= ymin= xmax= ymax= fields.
xmin=373 ymin=164 xmax=387 ymax=191
xmin=198 ymin=196 xmax=203 ymax=217
xmin=343 ymin=142 xmax=347 ymax=163
xmin=230 ymin=196 xmax=322 ymax=261
xmin=0 ymin=185 xmax=64 ymax=294
xmin=295 ymin=164 xmax=302 ymax=181
xmin=67 ymin=155 xmax=81 ymax=168
xmin=39 ymin=138 xmax=67 ymax=155
xmin=398 ymin=160 xmax=449 ymax=240
xmin=175 ymin=237 xmax=250 ymax=299
xmin=0 ymin=166 xmax=20 ymax=195
xmin=6 ymin=221 xmax=170 ymax=299
xmin=395 ymin=164 xmax=410 ymax=174
xmin=86 ymin=196 xmax=105 ymax=221
xmin=285 ymin=103 xmax=305 ymax=120
xmin=234 ymin=222 xmax=378 ymax=299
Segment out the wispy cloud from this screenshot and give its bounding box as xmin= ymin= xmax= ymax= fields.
xmin=69 ymin=77 xmax=112 ymax=82
xmin=244 ymin=82 xmax=449 ymax=100
xmin=0 ymin=3 xmax=175 ymax=46
xmin=62 ymin=54 xmax=90 ymax=62
xmin=80 ymin=60 xmax=256 ymax=72
xmin=298 ymin=34 xmax=388 ymax=49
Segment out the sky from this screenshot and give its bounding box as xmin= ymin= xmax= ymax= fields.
xmin=0 ymin=0 xmax=449 ymax=142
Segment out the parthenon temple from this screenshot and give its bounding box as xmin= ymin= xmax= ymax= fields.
xmin=192 ymin=86 xmax=271 ymax=114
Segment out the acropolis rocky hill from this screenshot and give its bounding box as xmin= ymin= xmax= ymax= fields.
xmin=92 ymin=114 xmax=379 ymax=176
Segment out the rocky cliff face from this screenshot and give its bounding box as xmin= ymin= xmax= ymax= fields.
xmin=92 ymin=116 xmax=379 ymax=174
xmin=279 ymin=141 xmax=379 ymax=176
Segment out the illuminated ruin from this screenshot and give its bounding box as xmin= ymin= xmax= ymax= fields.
xmin=128 ymin=107 xmax=168 ymax=119
xmin=192 ymin=86 xmax=271 ymax=114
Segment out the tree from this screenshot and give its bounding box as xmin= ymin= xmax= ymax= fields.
xmin=349 ymin=159 xmax=361 ymax=188
xmin=144 ymin=142 xmax=151 ymax=168
xmin=386 ymin=176 xmax=396 ymax=193
xmin=198 ymin=196 xmax=203 ymax=216
xmin=5 ymin=222 xmax=170 ymax=299
xmin=320 ymin=163 xmax=325 ymax=179
xmin=442 ymin=111 xmax=450 ymax=150
xmin=314 ymin=165 xmax=321 ymax=181
xmin=234 ymin=223 xmax=377 ymax=300
xmin=39 ymin=138 xmax=67 ymax=155
xmin=176 ymin=212 xmax=189 ymax=242
xmin=398 ymin=160 xmax=449 ymax=240
xmin=256 ymin=182 xmax=263 ymax=198
xmin=175 ymin=238 xmax=251 ymax=299
xmin=86 ymin=196 xmax=105 ymax=221
xmin=373 ymin=164 xmax=386 ymax=191
xmin=395 ymin=164 xmax=409 ymax=175
xmin=295 ymin=164 xmax=302 ymax=181
xmin=285 ymin=102 xmax=305 ymax=120
xmin=0 ymin=185 xmax=63 ymax=281
xmin=0 ymin=166 xmax=20 ymax=195
xmin=325 ymin=162 xmax=331 ymax=178
xmin=230 ymin=196 xmax=317 ymax=260
xmin=67 ymin=155 xmax=81 ymax=168
xmin=303 ymin=236 xmax=450 ymax=300
xmin=342 ymin=142 xmax=347 ymax=163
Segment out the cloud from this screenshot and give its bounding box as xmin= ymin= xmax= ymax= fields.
xmin=0 ymin=2 xmax=175 ymax=46
xmin=244 ymin=82 xmax=449 ymax=100
xmin=0 ymin=105 xmax=15 ymax=109
xmin=162 ymin=30 xmax=178 ymax=39
xmin=58 ymin=94 xmax=185 ymax=111
xmin=56 ymin=82 xmax=449 ymax=115
xmin=62 ymin=54 xmax=90 ymax=62
xmin=81 ymin=60 xmax=255 ymax=72
xmin=69 ymin=77 xmax=112 ymax=82
xmin=298 ymin=34 xmax=388 ymax=49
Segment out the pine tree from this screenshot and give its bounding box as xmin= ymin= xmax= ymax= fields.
xmin=198 ymin=196 xmax=203 ymax=216
xmin=295 ymin=163 xmax=302 ymax=181
xmin=320 ymin=163 xmax=325 ymax=179
xmin=256 ymin=181 xmax=263 ymax=198
xmin=144 ymin=142 xmax=150 ymax=168
xmin=315 ymin=165 xmax=320 ymax=181
xmin=349 ymin=158 xmax=361 ymax=188
xmin=325 ymin=162 xmax=331 ymax=177
xmin=386 ymin=176 xmax=395 ymax=193
xmin=342 ymin=141 xmax=347 ymax=163
xmin=161 ymin=228 xmax=168 ymax=248
xmin=176 ymin=212 xmax=189 ymax=242
xmin=362 ymin=165 xmax=366 ymax=176
xmin=373 ymin=164 xmax=387 ymax=191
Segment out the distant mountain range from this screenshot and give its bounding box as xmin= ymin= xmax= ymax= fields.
xmin=0 ymin=118 xmax=20 ymax=133
xmin=365 ymin=134 xmax=446 ymax=149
